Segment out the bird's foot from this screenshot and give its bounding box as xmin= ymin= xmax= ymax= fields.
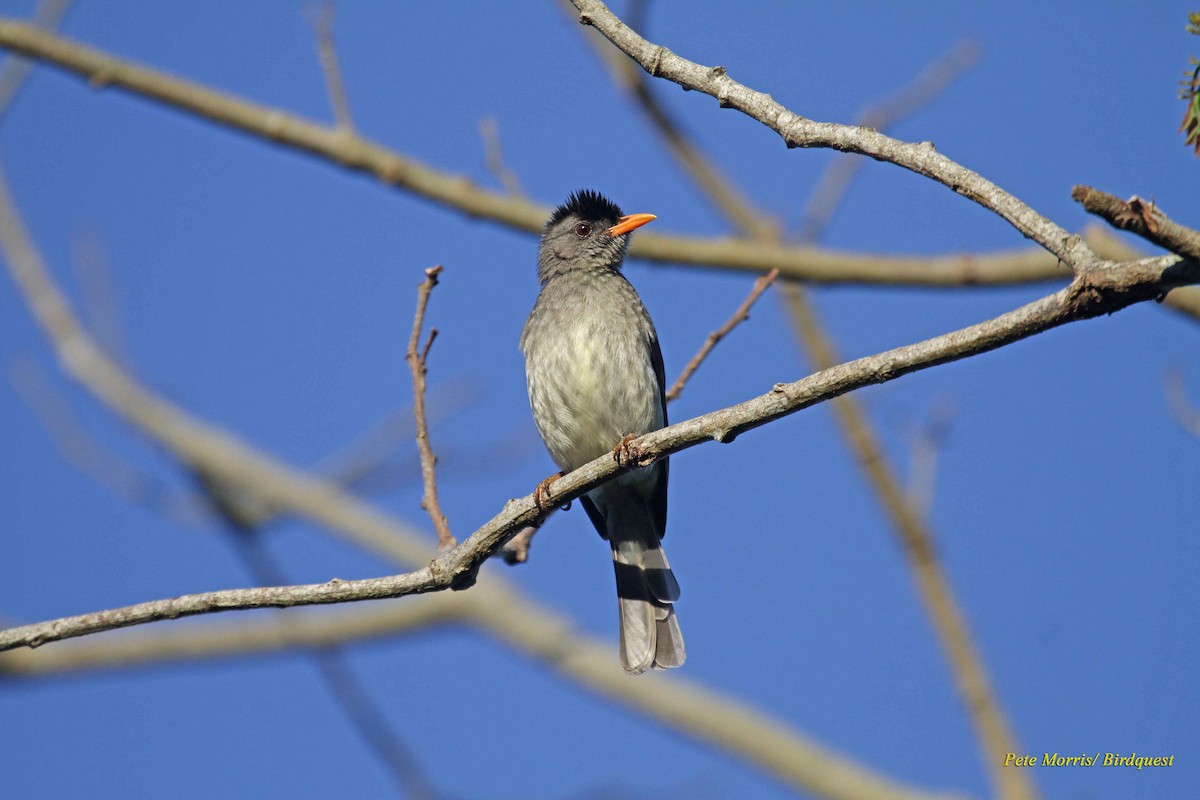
xmin=534 ymin=471 xmax=566 ymax=512
xmin=612 ymin=433 xmax=646 ymax=469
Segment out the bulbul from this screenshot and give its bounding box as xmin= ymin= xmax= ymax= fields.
xmin=521 ymin=189 xmax=684 ymax=674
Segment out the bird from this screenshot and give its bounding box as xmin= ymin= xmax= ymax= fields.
xmin=520 ymin=189 xmax=684 ymax=674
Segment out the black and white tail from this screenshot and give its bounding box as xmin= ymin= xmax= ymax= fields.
xmin=611 ymin=532 xmax=684 ymax=674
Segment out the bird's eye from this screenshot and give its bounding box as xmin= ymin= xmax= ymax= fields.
xmin=574 ymin=223 xmax=592 ymax=237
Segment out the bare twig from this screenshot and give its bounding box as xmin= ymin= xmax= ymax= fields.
xmin=589 ymin=11 xmax=1033 ymax=796
xmin=785 ymin=291 xmax=1036 ymax=800
xmin=0 ymin=596 xmax=473 ymax=675
xmin=308 ymin=644 xmax=438 ymax=800
xmin=3 ymin=587 xmax=964 ymax=800
xmin=500 ymin=523 xmax=541 ymax=564
xmin=70 ymin=227 xmax=131 ymax=368
xmin=314 ymin=380 xmax=477 ymax=493
xmin=0 ymin=0 xmax=72 ymax=123
xmin=784 ymin=45 xmax=1031 ymax=800
xmin=903 ymin=396 xmax=957 ymax=515
xmin=1 ymin=18 xmax=1193 ymax=305
xmin=571 ymin=0 xmax=1094 ymax=272
xmin=7 ymin=355 xmax=208 ymax=527
xmin=15 ymin=316 xmax=442 ymax=796
xmin=405 ymin=265 xmax=454 ymax=550
xmin=797 ymin=39 xmax=981 ymax=240
xmin=225 ymin=529 xmax=436 ymax=800
xmin=567 ymin=0 xmax=775 ymax=236
xmin=1072 ymin=186 xmax=1200 ymax=262
xmin=665 ymin=267 xmax=779 ymax=402
xmin=4 ymin=247 xmax=1195 ymax=652
xmin=1165 ymin=368 xmax=1200 ymax=439
xmin=305 ymin=0 xmax=354 ymax=132
xmin=479 ymin=116 xmax=525 ymax=198
xmin=0 ymin=161 xmax=965 ymax=800
xmin=6 ymin=14 xmax=1189 ymax=655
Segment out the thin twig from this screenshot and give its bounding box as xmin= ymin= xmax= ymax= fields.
xmin=567 ymin=0 xmax=774 ymax=236
xmin=0 ymin=597 xmax=473 ymax=675
xmin=305 ymin=0 xmax=354 ymax=132
xmin=11 ymin=323 xmax=464 ymax=800
xmin=0 ymin=0 xmax=72 ymax=124
xmin=585 ymin=8 xmax=1035 ymax=796
xmin=903 ymin=396 xmax=957 ymax=516
xmin=7 ymin=355 xmax=208 ymax=527
xmin=405 ymin=265 xmax=454 ymax=550
xmin=1072 ymin=186 xmax=1200 ymax=262
xmin=0 ymin=160 xmax=962 ymax=800
xmin=571 ymin=0 xmax=1094 ymax=272
xmin=3 ymin=247 xmax=1195 ymax=652
xmin=785 ymin=43 xmax=1032 ymax=800
xmin=665 ymin=268 xmax=779 ymax=402
xmin=797 ymin=39 xmax=981 ymax=240
xmin=313 ymin=378 xmax=476 ymax=492
xmin=225 ymin=530 xmax=436 ymax=800
xmin=70 ymin=227 xmax=132 ymax=368
xmin=1 ymin=18 xmax=1192 ymax=308
xmin=1165 ymin=368 xmax=1200 ymax=439
xmin=501 ymin=523 xmax=541 ymax=564
xmin=479 ymin=116 xmax=525 ymax=197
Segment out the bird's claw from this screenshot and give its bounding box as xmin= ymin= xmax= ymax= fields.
xmin=534 ymin=472 xmax=565 ymax=513
xmin=612 ymin=434 xmax=645 ymax=469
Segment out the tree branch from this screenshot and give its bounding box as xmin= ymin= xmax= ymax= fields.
xmin=1165 ymin=368 xmax=1200 ymax=439
xmin=4 ymin=244 xmax=1194 ymax=652
xmin=781 ymin=49 xmax=1030 ymax=800
xmin=591 ymin=12 xmax=1036 ymax=795
xmin=304 ymin=0 xmax=355 ymax=132
xmin=903 ymin=397 xmax=957 ymax=516
xmin=796 ymin=39 xmax=980 ymax=240
xmin=220 ymin=526 xmax=437 ymax=800
xmin=478 ymin=115 xmax=525 ymax=198
xmin=0 ymin=0 xmax=72 ymax=122
xmin=0 ymin=17 xmax=1188 ymax=298
xmin=0 ymin=597 xmax=473 ymax=675
xmin=0 ymin=153 xmax=966 ymax=800
xmin=405 ymin=265 xmax=454 ymax=550
xmin=2 ymin=585 xmax=964 ymax=800
xmin=1 ymin=14 xmax=1195 ymax=796
xmin=665 ymin=267 xmax=778 ymax=402
xmin=570 ymin=0 xmax=1094 ymax=270
xmin=1072 ymin=186 xmax=1200 ymax=262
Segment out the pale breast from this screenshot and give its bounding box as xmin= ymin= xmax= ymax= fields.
xmin=522 ymin=271 xmax=664 ymax=472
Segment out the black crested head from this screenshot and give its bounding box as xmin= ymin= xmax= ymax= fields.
xmin=546 ymin=189 xmax=623 ymax=230
xmin=536 ymin=189 xmax=654 ymax=284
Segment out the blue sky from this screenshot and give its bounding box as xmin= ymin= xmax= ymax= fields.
xmin=1 ymin=2 xmax=1197 ymax=799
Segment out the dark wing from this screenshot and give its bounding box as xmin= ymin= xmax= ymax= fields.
xmin=579 ymin=495 xmax=608 ymax=540
xmin=648 ymin=333 xmax=669 ymax=541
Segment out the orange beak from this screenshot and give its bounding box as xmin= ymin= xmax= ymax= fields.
xmin=607 ymin=213 xmax=656 ymax=237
